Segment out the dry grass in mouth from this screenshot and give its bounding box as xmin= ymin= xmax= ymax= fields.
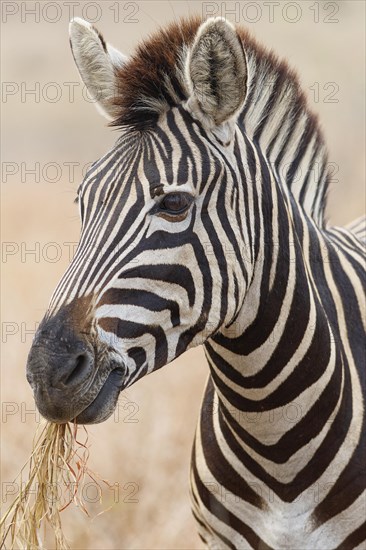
xmin=0 ymin=421 xmax=109 ymax=550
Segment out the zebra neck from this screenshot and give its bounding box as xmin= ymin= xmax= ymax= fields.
xmin=205 ymin=199 xmax=339 ymax=451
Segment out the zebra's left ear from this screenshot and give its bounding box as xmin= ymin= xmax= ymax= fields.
xmin=185 ymin=17 xmax=247 ymax=143
xmin=69 ymin=18 xmax=128 ymax=120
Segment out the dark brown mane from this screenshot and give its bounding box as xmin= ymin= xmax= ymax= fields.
xmin=111 ymin=16 xmax=202 ymax=130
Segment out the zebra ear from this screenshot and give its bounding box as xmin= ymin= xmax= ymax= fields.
xmin=69 ymin=18 xmax=128 ymax=120
xmin=185 ymin=17 xmax=247 ymax=141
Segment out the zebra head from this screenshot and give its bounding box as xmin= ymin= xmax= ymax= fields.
xmin=27 ymin=16 xmax=252 ymax=424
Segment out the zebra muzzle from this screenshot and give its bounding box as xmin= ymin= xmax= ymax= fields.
xmin=26 ymin=313 xmax=125 ymax=424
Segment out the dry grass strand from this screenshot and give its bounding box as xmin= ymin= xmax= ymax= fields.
xmin=0 ymin=421 xmax=107 ymax=550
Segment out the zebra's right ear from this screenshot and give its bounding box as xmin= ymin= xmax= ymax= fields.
xmin=69 ymin=18 xmax=128 ymax=120
xmin=185 ymin=17 xmax=247 ymax=143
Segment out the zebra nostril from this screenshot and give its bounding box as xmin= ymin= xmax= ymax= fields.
xmin=64 ymin=352 xmax=91 ymax=386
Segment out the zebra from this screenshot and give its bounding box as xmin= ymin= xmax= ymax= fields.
xmin=26 ymin=15 xmax=365 ymax=550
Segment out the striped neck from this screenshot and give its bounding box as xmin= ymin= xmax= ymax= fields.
xmin=203 ymin=135 xmax=344 ymax=497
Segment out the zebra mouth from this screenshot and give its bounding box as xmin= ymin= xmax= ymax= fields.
xmin=74 ymin=367 xmax=124 ymax=424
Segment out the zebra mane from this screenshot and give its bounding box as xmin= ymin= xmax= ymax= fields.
xmin=111 ymin=16 xmax=329 ymax=224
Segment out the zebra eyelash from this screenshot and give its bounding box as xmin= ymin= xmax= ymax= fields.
xmin=155 ymin=192 xmax=193 ymax=214
xmin=74 ymin=196 xmax=79 ymax=205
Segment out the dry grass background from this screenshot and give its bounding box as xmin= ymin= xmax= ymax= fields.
xmin=1 ymin=1 xmax=365 ymax=548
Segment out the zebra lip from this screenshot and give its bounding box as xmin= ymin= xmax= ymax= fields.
xmin=74 ymin=367 xmax=124 ymax=425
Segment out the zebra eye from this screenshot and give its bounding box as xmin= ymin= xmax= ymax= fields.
xmin=159 ymin=193 xmax=192 ymax=215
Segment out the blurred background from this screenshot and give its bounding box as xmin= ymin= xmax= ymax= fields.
xmin=1 ymin=1 xmax=365 ymax=548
